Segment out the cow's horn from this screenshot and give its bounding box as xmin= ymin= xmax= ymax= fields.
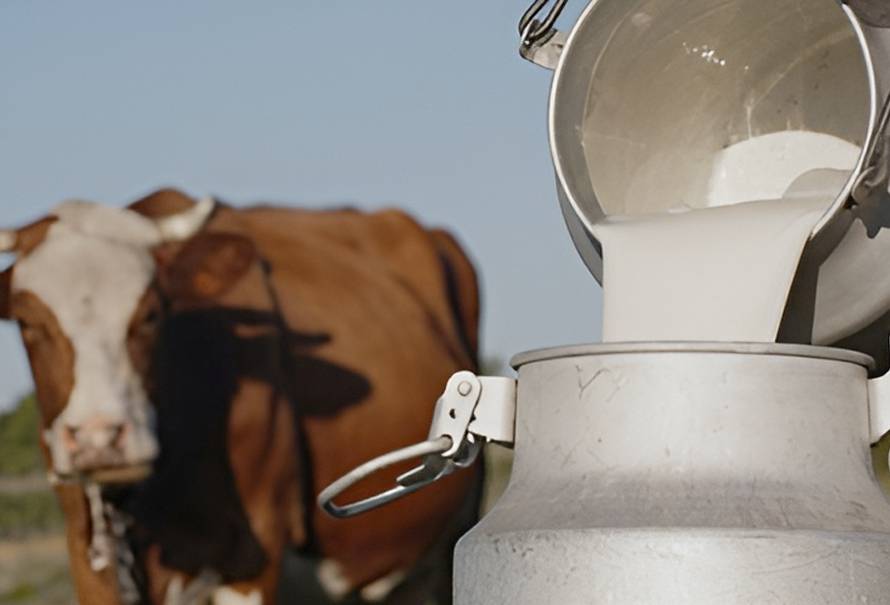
xmin=0 ymin=230 xmax=17 ymax=253
xmin=154 ymin=196 xmax=216 ymax=241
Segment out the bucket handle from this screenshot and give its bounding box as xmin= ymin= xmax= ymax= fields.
xmin=519 ymin=0 xmax=568 ymax=46
xmin=318 ymin=372 xmax=516 ymax=518
xmin=518 ymin=0 xmax=570 ymax=70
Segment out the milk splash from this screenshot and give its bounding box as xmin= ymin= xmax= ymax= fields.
xmin=593 ymin=131 xmax=860 ymax=343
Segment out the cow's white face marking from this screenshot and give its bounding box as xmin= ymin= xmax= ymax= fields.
xmin=13 ymin=202 xmax=164 ymax=474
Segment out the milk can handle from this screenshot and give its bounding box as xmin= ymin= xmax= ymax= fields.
xmin=317 ymin=436 xmax=455 ymax=518
xmin=519 ymin=0 xmax=568 ymax=46
xmin=318 ymin=372 xmax=516 ymax=519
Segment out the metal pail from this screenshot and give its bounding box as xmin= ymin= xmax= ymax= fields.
xmin=455 ymin=343 xmax=890 ymax=603
xmin=524 ymin=0 xmax=890 ymax=354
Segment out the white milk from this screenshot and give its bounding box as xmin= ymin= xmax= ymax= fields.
xmin=593 ymin=131 xmax=859 ymax=343
xmin=705 ymin=131 xmax=860 ymax=208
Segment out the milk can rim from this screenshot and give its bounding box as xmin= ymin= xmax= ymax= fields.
xmin=511 ymin=342 xmax=875 ymax=369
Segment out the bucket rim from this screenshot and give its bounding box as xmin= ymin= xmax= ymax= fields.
xmin=548 ymin=0 xmax=879 ymax=247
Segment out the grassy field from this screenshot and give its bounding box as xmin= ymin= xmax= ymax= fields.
xmin=0 ymin=395 xmax=65 ymax=540
xmin=0 ymin=534 xmax=72 ymax=605
xmin=0 ymin=396 xmax=72 ymax=605
xmin=0 ymin=396 xmax=44 ymax=477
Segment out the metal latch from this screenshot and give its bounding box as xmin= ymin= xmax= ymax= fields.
xmin=317 ymin=371 xmax=516 ymax=518
xmin=518 ymin=0 xmax=569 ymax=70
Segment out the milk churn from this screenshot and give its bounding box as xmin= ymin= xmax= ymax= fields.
xmin=319 ymin=1 xmax=890 ymax=602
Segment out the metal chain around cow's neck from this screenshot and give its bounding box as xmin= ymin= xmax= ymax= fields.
xmin=85 ymin=482 xmax=113 ymax=573
xmin=83 ymin=481 xmax=144 ymax=605
xmin=106 ymin=500 xmax=144 ymax=605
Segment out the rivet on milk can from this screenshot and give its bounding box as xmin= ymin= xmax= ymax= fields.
xmin=319 ymin=1 xmax=890 ymax=603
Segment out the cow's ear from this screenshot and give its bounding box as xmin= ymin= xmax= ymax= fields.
xmin=158 ymin=232 xmax=257 ymax=302
xmin=0 ymin=268 xmax=11 ymax=319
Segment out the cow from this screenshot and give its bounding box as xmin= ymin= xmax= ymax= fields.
xmin=0 ymin=188 xmax=483 ymax=604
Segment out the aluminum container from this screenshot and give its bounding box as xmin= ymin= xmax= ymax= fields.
xmin=525 ymin=0 xmax=890 ymax=352
xmin=455 ymin=343 xmax=890 ymax=603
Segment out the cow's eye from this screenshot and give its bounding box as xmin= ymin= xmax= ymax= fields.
xmin=144 ymin=309 xmax=160 ymax=326
xmin=136 ymin=308 xmax=163 ymax=335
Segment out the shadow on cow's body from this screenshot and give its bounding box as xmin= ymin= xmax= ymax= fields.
xmin=130 ymin=307 xmax=370 ymax=581
xmin=0 ymin=189 xmax=483 ymax=604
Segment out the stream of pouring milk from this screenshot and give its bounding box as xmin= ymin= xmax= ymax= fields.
xmin=593 ymin=131 xmax=860 ymax=342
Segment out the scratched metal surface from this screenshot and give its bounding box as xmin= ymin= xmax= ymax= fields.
xmin=457 ymin=346 xmax=890 ymax=603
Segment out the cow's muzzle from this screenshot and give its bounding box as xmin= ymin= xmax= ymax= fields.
xmin=54 ymin=414 xmax=157 ymax=484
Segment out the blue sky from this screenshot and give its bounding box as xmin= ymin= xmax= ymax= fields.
xmin=0 ymin=1 xmax=602 ymax=410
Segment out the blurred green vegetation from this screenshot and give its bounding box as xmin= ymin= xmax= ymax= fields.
xmin=0 ymin=395 xmax=43 ymax=477
xmin=0 ymin=583 xmax=37 ymax=603
xmin=0 ymin=491 xmax=64 ymax=540
xmin=0 ymin=394 xmax=64 ymax=539
xmin=0 ymin=546 xmax=72 ymax=605
xmin=1 ymin=584 xmax=35 ymax=602
xmin=0 ymin=395 xmax=72 ymax=605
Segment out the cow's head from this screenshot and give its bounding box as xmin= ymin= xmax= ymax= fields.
xmin=0 ymin=196 xmax=215 ymax=481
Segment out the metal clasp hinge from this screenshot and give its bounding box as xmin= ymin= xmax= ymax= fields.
xmin=518 ymin=0 xmax=569 ymax=70
xmin=317 ymin=371 xmax=516 ymax=518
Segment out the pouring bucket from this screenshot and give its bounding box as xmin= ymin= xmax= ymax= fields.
xmin=531 ymin=0 xmax=890 ymax=352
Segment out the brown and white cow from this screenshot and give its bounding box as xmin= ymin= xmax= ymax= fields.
xmin=0 ymin=189 xmax=482 ymax=604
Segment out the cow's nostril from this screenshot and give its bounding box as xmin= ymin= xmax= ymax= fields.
xmin=109 ymin=423 xmax=127 ymax=448
xmin=62 ymin=425 xmax=80 ymax=452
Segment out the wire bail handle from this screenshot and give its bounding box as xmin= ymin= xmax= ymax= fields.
xmin=318 ymin=371 xmax=516 ymax=519
xmin=519 ymin=0 xmax=568 ymax=47
xmin=518 ymin=0 xmax=570 ymax=70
